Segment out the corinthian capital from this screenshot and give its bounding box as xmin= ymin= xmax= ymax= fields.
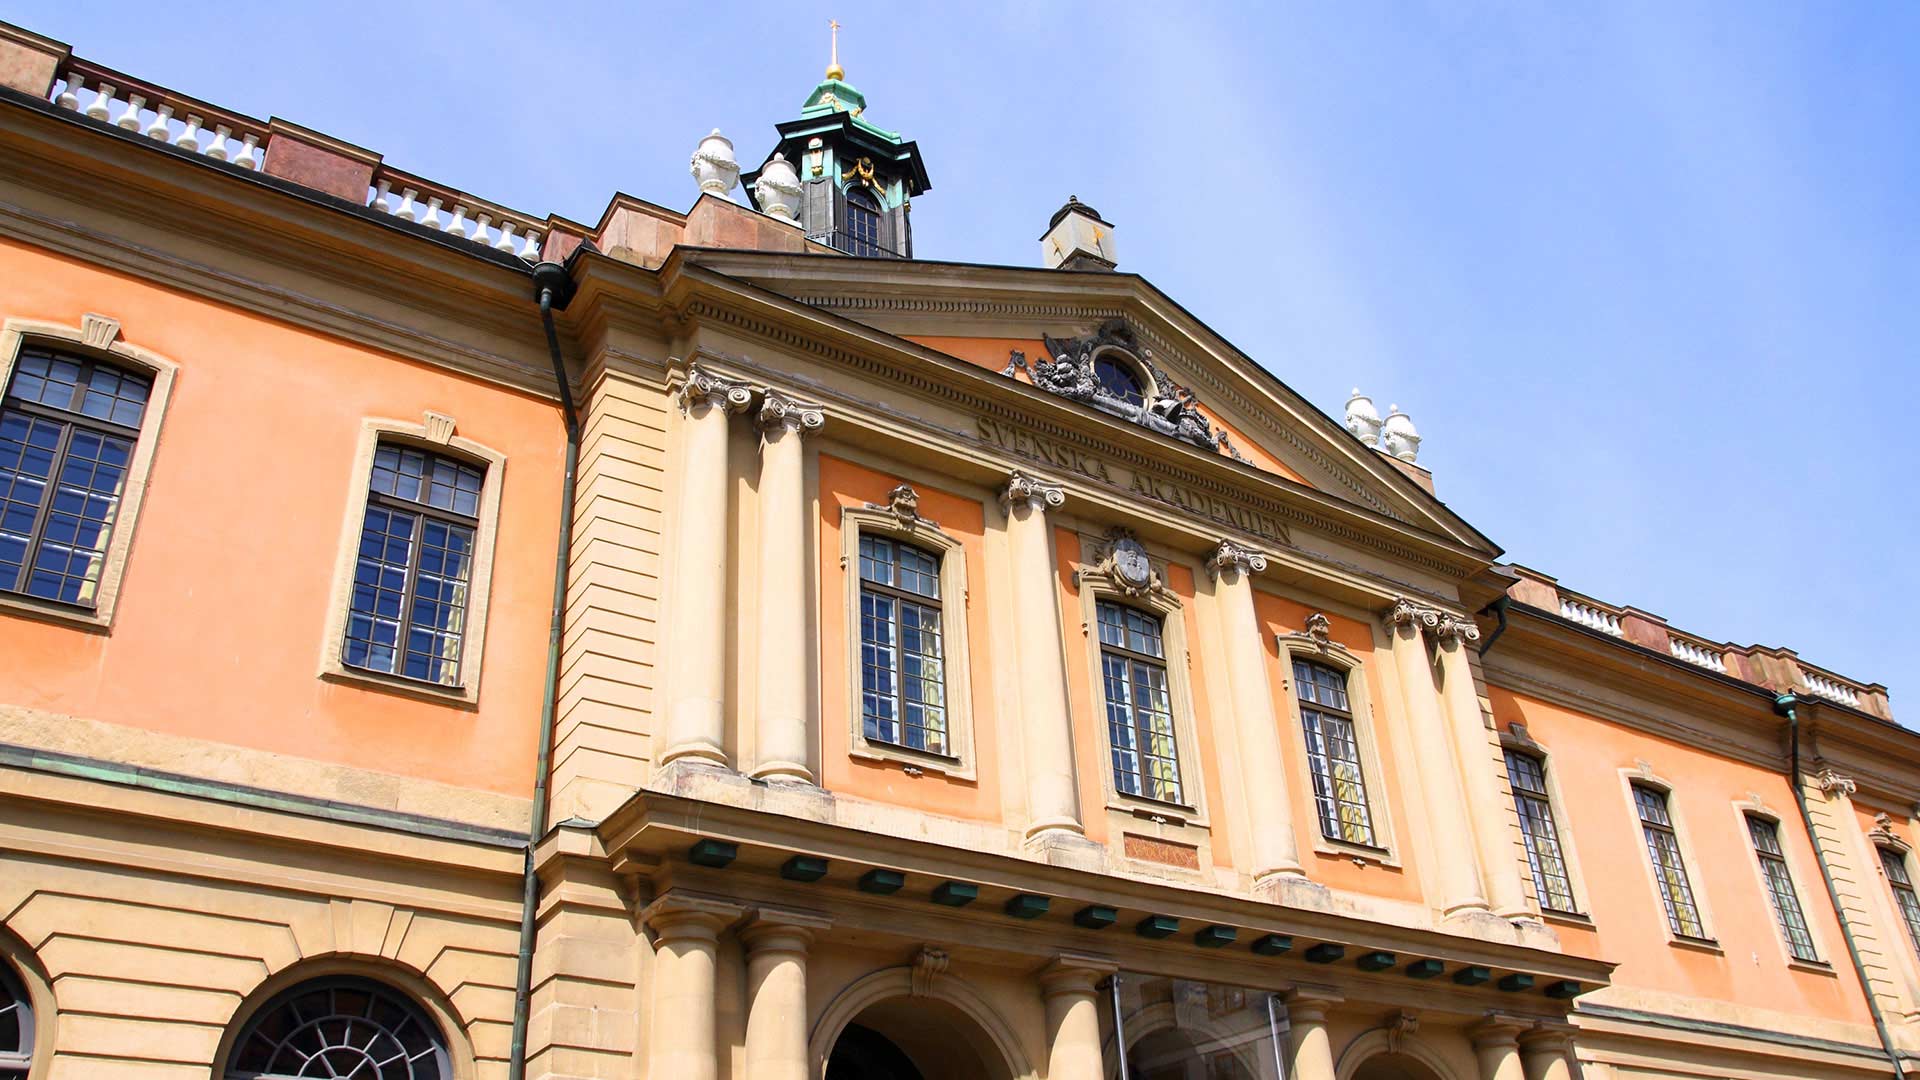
xmin=1000 ymin=471 xmax=1066 ymax=513
xmin=757 ymin=390 xmax=825 ymax=435
xmin=679 ymin=363 xmax=754 ymax=416
xmin=1385 ymin=598 xmax=1441 ymax=630
xmin=1207 ymin=539 xmax=1268 ymax=581
xmin=1432 ymin=612 xmax=1482 ymax=645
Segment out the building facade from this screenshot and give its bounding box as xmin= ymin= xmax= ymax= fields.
xmin=0 ymin=20 xmax=1913 ymax=1080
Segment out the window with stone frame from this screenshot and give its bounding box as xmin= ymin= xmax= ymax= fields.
xmin=1882 ymin=847 xmax=1920 ymax=961
xmin=0 ymin=347 xmax=149 ymax=607
xmin=1746 ymin=814 xmax=1818 ymax=962
xmin=1096 ymin=599 xmax=1183 ymax=804
xmin=1505 ymin=749 xmax=1578 ymax=913
xmin=1294 ymin=658 xmax=1376 ymax=846
xmin=857 ymin=534 xmax=948 ymax=755
xmin=1633 ymin=783 xmax=1706 ymax=938
xmin=225 ymin=976 xmax=448 ymax=1079
xmin=343 ymin=443 xmax=483 ymax=688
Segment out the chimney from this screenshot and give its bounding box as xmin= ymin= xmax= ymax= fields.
xmin=1041 ymin=196 xmax=1116 ymax=271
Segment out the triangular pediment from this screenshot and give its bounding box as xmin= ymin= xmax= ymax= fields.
xmin=675 ymin=250 xmax=1499 ymax=560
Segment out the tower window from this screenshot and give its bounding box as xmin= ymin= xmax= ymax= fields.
xmin=1295 ymin=659 xmax=1375 ymax=846
xmin=1093 ymin=354 xmax=1146 ymax=408
xmin=841 ymin=184 xmax=886 ymax=257
xmin=1097 ymin=600 xmax=1182 ymax=803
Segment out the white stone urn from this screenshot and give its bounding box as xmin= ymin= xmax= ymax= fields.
xmin=1344 ymin=388 xmax=1382 ymax=446
xmin=690 ymin=128 xmax=740 ymax=197
xmin=754 ymin=153 xmax=803 ymax=222
xmin=1382 ymin=405 xmax=1421 ymax=462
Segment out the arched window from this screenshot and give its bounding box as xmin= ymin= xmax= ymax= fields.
xmin=1092 ymin=353 xmax=1146 ymax=409
xmin=0 ymin=960 xmax=33 ymax=1078
xmin=842 ymin=185 xmax=884 ymax=257
xmin=226 ymin=977 xmax=449 ymax=1080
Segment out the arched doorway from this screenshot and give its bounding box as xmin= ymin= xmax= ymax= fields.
xmin=820 ymin=993 xmax=1018 ymax=1080
xmin=1350 ymin=1051 xmax=1448 ymax=1080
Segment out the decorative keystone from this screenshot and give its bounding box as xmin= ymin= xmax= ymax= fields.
xmin=1405 ymin=959 xmax=1446 ymax=979
xmin=858 ymin=869 xmax=905 ymax=894
xmin=1356 ymin=951 xmax=1396 ymax=972
xmin=687 ymin=839 xmax=737 ymax=868
xmin=1304 ymin=943 xmax=1346 ymax=964
xmin=1194 ymin=925 xmax=1237 ymax=949
xmin=1452 ymin=965 xmax=1491 ymax=986
xmin=1074 ymin=905 xmax=1119 ymax=929
xmin=931 ymin=882 xmax=978 ymax=907
xmin=780 ymin=855 xmax=828 ymax=882
xmin=1135 ymin=915 xmax=1180 ymax=939
xmin=1250 ymin=934 xmax=1293 ymax=956
xmin=1004 ymin=894 xmax=1051 ymax=919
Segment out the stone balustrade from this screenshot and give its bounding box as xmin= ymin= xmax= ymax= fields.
xmin=51 ymin=59 xmax=265 ymax=169
xmin=1804 ymin=669 xmax=1862 ymax=708
xmin=367 ymin=165 xmax=545 ymax=261
xmin=1668 ymin=635 xmax=1726 ymax=673
xmin=1558 ymin=596 xmax=1622 ymax=636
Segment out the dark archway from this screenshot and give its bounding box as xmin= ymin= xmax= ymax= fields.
xmin=822 ymin=995 xmax=1014 ymax=1080
xmin=1128 ymin=1026 xmax=1259 ymax=1080
xmin=826 ymin=1022 xmax=923 ymax=1080
xmin=1351 ymin=1051 xmax=1449 ymax=1080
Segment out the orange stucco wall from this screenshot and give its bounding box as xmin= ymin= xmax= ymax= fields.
xmin=1490 ymin=686 xmax=1872 ymax=1024
xmin=906 ymin=334 xmax=1307 ymax=486
xmin=815 ymin=454 xmax=1001 ymax=821
xmin=0 ymin=237 xmax=561 ymax=798
xmin=1256 ymin=596 xmax=1424 ymax=903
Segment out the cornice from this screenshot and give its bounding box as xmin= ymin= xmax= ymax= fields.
xmin=0 ymin=92 xmax=558 ymax=398
xmin=661 ymin=266 xmax=1493 ymax=582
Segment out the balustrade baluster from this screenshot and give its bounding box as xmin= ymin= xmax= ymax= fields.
xmin=446 ymin=205 xmax=470 ymax=237
xmin=54 ymin=77 xmax=79 ymax=110
xmin=207 ymin=125 xmax=232 ymax=161
xmin=145 ymin=104 xmax=173 ymax=141
xmin=117 ymin=95 xmax=145 ymax=130
xmin=85 ymin=83 xmax=115 ymax=122
xmin=174 ymin=114 xmax=203 ymax=151
xmin=493 ymin=221 xmax=519 ymax=252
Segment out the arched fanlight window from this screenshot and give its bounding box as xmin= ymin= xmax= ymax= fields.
xmin=226 ymin=977 xmax=450 ymax=1080
xmin=1092 ymin=351 xmax=1147 ymax=409
xmin=0 ymin=960 xmax=32 ymax=1078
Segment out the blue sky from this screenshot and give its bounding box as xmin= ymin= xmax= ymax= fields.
xmin=24 ymin=2 xmax=1917 ymax=703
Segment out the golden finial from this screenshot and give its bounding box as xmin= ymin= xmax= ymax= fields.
xmin=826 ymin=19 xmax=845 ymax=81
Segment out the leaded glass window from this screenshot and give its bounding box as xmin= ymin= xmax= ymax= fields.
xmin=343 ymin=444 xmax=482 ymax=687
xmin=1093 ymin=354 xmax=1146 ymax=409
xmin=1295 ymin=659 xmax=1375 ymax=846
xmin=1747 ymin=815 xmax=1817 ymax=961
xmin=226 ymin=976 xmax=448 ymax=1079
xmin=1633 ymin=783 xmax=1706 ymax=938
xmin=0 ymin=960 xmax=30 ymax=1078
xmin=1 ymin=347 xmax=148 ymax=606
xmin=858 ymin=535 xmax=947 ymax=754
xmin=1505 ymin=750 xmax=1577 ymax=913
xmin=1883 ymin=848 xmax=1920 ymax=961
xmin=1097 ymin=600 xmax=1182 ymax=803
xmin=841 ymin=185 xmax=885 ymax=257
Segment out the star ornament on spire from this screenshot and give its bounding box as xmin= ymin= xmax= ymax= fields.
xmin=826 ymin=18 xmax=845 ymax=81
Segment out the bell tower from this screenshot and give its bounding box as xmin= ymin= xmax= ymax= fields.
xmin=741 ymin=21 xmax=931 ymax=258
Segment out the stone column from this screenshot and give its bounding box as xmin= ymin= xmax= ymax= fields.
xmin=641 ymin=894 xmax=741 ymax=1080
xmin=1434 ymin=612 xmax=1531 ymax=918
xmin=752 ymin=392 xmax=825 ymax=783
xmin=1282 ymin=989 xmax=1340 ymax=1080
xmin=1471 ymin=1017 xmax=1528 ymax=1080
xmin=1518 ymin=1024 xmax=1576 ymax=1080
xmin=1001 ymin=472 xmax=1083 ymax=841
xmin=662 ymin=364 xmax=752 ymax=769
xmin=1040 ymin=956 xmax=1114 ymax=1080
xmin=1211 ymin=540 xmax=1304 ymax=883
xmin=1385 ymin=599 xmax=1489 ymax=918
xmin=742 ymin=909 xmax=826 ymax=1080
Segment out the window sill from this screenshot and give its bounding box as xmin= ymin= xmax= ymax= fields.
xmin=322 ymin=665 xmax=478 ymax=709
xmin=1788 ymin=957 xmax=1837 ymax=977
xmin=1666 ymin=935 xmax=1723 ymax=956
xmin=1105 ymin=797 xmax=1208 ymax=830
xmin=849 ymin=742 xmax=974 ymax=782
xmin=1311 ymin=835 xmax=1401 ymax=869
xmin=1540 ymin=909 xmax=1593 ymax=929
xmin=0 ymin=590 xmax=111 ymax=632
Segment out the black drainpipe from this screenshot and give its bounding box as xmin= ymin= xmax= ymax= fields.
xmin=1477 ymin=596 xmax=1511 ymax=658
xmin=508 ymin=261 xmax=580 ymax=1080
xmin=1777 ymin=692 xmax=1908 ymax=1079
